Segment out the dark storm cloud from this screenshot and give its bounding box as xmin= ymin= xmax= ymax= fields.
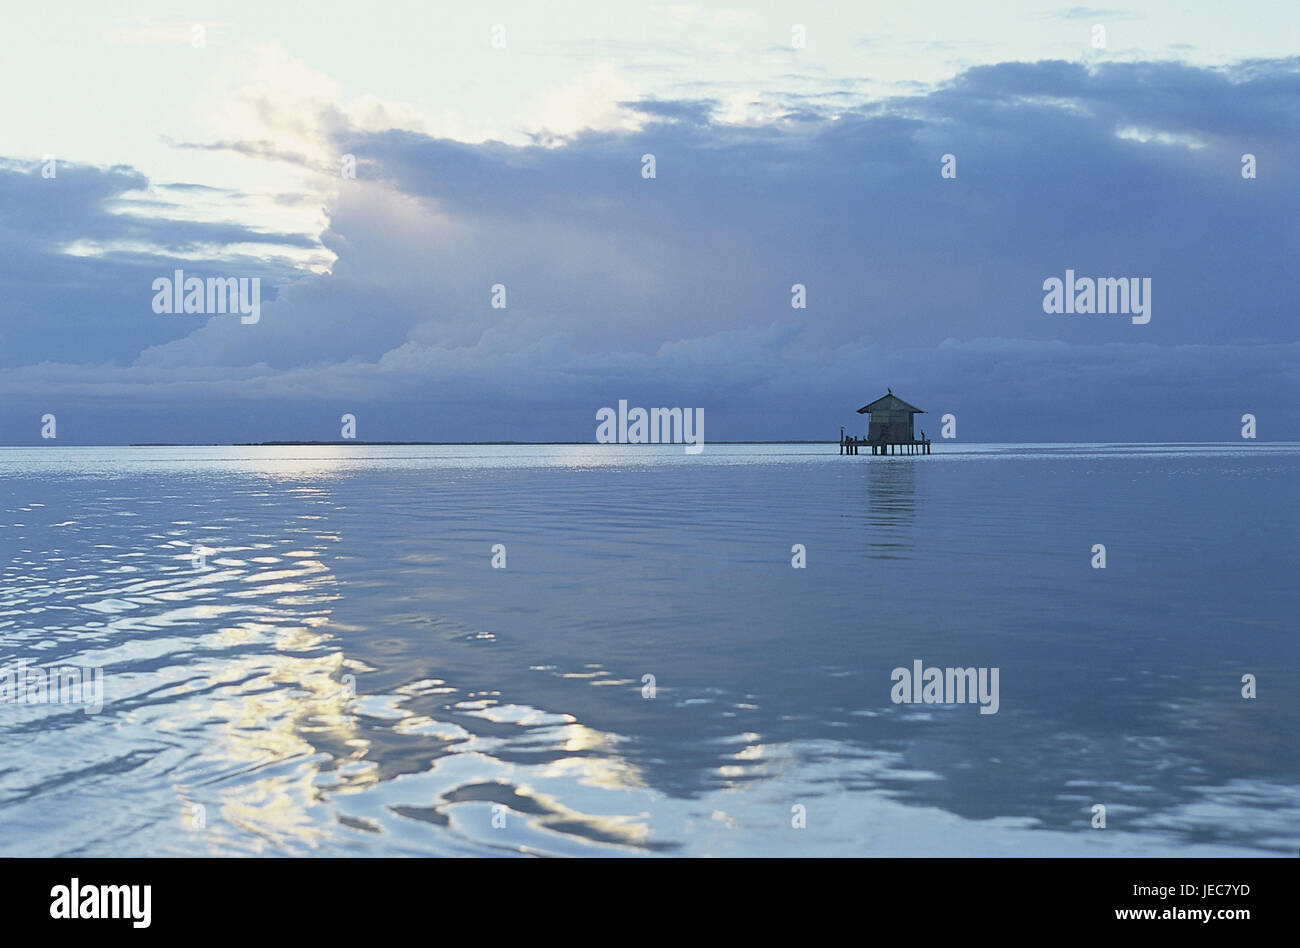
xmin=1 ymin=57 xmax=1296 ymax=443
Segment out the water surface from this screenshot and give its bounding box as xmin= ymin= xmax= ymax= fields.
xmin=1 ymin=443 xmax=1295 ymax=856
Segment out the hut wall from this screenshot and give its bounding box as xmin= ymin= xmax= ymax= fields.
xmin=867 ymin=409 xmax=915 ymax=442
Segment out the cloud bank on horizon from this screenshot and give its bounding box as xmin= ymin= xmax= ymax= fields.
xmin=0 ymin=2 xmax=1296 ymax=444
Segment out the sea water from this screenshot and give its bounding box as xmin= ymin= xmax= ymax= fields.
xmin=0 ymin=443 xmax=1295 ymax=856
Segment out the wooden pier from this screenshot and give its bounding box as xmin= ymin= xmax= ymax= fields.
xmin=841 ymin=434 xmax=930 ymax=455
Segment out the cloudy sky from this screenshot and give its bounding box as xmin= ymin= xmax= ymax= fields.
xmin=1 ymin=1 xmax=1296 ymax=443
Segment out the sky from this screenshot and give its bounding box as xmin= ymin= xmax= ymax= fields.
xmin=1 ymin=1 xmax=1297 ymax=443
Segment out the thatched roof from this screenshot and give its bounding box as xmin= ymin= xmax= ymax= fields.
xmin=856 ymin=392 xmax=925 ymax=415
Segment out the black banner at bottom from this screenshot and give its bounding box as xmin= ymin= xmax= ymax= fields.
xmin=3 ymin=856 xmax=1291 ymax=935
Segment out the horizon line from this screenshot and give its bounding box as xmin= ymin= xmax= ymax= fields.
xmin=0 ymin=440 xmax=1295 ymax=448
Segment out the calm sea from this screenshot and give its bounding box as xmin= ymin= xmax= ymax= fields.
xmin=0 ymin=444 xmax=1295 ymax=856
